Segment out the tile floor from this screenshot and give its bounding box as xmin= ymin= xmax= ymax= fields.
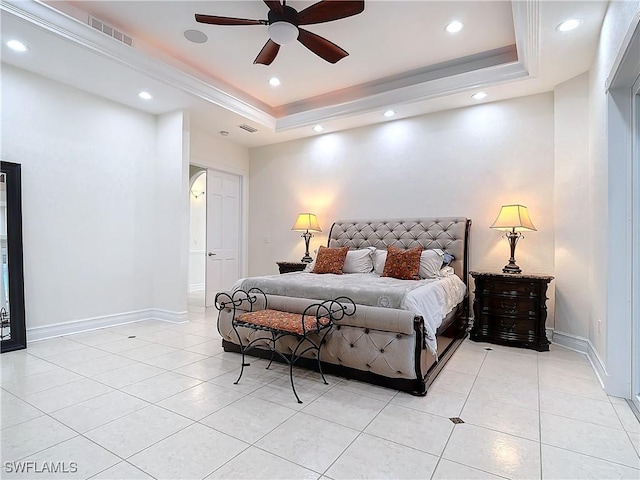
xmin=1 ymin=304 xmax=639 ymax=479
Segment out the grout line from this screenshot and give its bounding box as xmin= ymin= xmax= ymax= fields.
xmin=538 ymin=348 xmax=544 ymax=479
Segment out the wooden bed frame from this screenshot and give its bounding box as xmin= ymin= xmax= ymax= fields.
xmin=218 ymin=217 xmax=471 ymax=395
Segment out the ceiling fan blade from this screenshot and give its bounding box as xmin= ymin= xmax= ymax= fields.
xmin=254 ymin=39 xmax=281 ymax=65
xmin=195 ymin=14 xmax=265 ymax=26
xmin=297 ymin=28 xmax=348 ymax=64
xmin=263 ymin=1 xmax=283 ymax=14
xmin=297 ymin=1 xmax=364 ymax=25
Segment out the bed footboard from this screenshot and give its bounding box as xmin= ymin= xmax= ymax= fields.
xmin=217 ymin=293 xmax=468 ymax=395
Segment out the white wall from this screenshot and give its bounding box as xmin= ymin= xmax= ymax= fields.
xmin=553 ymin=73 xmax=591 ymax=338
xmin=0 ymin=65 xmax=188 ymax=335
xmin=587 ymin=0 xmax=639 ymax=394
xmin=248 ymin=93 xmax=556 ymax=323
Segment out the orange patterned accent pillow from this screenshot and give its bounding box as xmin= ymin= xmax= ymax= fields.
xmin=382 ymin=245 xmax=423 ymax=280
xmin=312 ymin=246 xmax=349 ymax=274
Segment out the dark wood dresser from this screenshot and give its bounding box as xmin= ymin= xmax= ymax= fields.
xmin=470 ymin=271 xmax=554 ymax=351
xmin=276 ymin=261 xmax=307 ymax=274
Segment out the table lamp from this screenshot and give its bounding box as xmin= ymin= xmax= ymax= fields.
xmin=292 ymin=213 xmax=321 ymax=263
xmin=490 ymin=204 xmax=537 ymax=274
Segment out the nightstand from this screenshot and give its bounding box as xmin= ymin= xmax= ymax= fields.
xmin=276 ymin=261 xmax=307 ymax=274
xmin=470 ymin=271 xmax=554 ymax=351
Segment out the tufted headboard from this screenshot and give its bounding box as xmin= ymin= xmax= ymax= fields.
xmin=328 ymin=218 xmax=471 ymax=283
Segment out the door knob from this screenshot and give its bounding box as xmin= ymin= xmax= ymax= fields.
xmin=208 ymin=252 xmax=216 ymax=257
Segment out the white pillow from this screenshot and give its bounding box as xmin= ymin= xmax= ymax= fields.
xmin=372 ymin=249 xmax=387 ymax=275
xmin=419 ymin=249 xmax=445 ymax=279
xmin=343 ymin=247 xmax=375 ymax=273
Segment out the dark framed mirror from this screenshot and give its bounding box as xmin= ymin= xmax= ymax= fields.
xmin=1 ymin=161 xmax=26 ymax=353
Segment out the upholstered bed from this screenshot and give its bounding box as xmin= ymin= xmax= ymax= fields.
xmin=216 ymin=217 xmax=471 ymax=395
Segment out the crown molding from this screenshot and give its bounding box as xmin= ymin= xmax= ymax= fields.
xmin=2 ymin=0 xmax=540 ymax=132
xmin=0 ymin=0 xmax=277 ymax=129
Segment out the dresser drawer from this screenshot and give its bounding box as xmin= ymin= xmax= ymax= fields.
xmin=481 ymin=315 xmax=537 ymax=337
xmin=480 ymin=295 xmax=538 ymax=317
xmin=483 ymin=279 xmax=539 ymax=297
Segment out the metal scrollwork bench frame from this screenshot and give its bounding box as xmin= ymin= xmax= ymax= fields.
xmin=214 ymin=288 xmax=356 ymax=403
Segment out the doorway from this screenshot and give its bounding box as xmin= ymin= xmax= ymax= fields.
xmin=188 ymin=168 xmax=207 ymax=307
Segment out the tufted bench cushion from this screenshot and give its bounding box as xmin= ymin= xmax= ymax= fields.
xmin=236 ymin=309 xmax=328 ymax=335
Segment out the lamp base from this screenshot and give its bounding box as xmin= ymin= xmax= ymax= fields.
xmin=502 ymin=263 xmax=522 ymax=274
xmin=301 ymin=255 xmax=313 ymax=263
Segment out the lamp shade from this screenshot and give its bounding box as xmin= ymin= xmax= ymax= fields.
xmin=490 ymin=205 xmax=537 ymax=231
xmin=292 ymin=213 xmax=321 ymax=232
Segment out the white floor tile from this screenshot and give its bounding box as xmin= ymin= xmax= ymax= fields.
xmin=93 ymin=363 xmax=166 ymax=389
xmin=442 ymin=423 xmax=541 ymax=479
xmin=84 ymin=405 xmax=193 ymax=458
xmin=302 ymin=388 xmax=387 ymax=430
xmin=2 ymin=367 xmax=83 ymax=398
xmin=128 ymin=423 xmax=248 ymax=480
xmin=461 ymin=395 xmax=540 ymax=441
xmin=201 ymin=395 xmax=297 ymax=443
xmin=541 ymin=444 xmax=640 ymax=480
xmin=90 ymin=461 xmax=154 ymax=480
xmin=538 ymin=356 xmax=598 ymax=380
xmin=173 ymin=356 xmax=240 ymax=381
xmin=431 ymin=459 xmax=507 ymax=479
xmin=391 ymin=387 xmax=467 ymax=418
xmin=255 ymin=412 xmax=359 ymax=473
xmin=326 ymin=433 xmax=439 ymax=479
xmin=542 ymin=345 xmax=590 ymax=364
xmin=1 ymin=415 xmax=77 ymax=461
xmin=96 ymin=337 xmax=154 ymax=354
xmin=364 ymin=403 xmax=454 ymax=456
xmin=478 ymin=350 xmax=538 ymax=383
xmin=612 ymin=401 xmax=640 ymax=434
xmin=1 ymin=354 xmax=62 ymax=383
xmin=118 ymin=343 xmax=179 ymax=362
xmin=158 ymin=382 xmax=244 ymax=420
xmin=206 ymin=446 xmax=318 ymax=479
xmin=468 ymin=376 xmax=539 ymax=411
xmin=540 ymin=412 xmax=639 ymax=468
xmin=539 ymin=389 xmax=623 ymax=429
xmin=23 ymin=377 xmax=114 ymax=413
xmin=431 ymin=369 xmax=477 ymax=395
xmin=50 ymin=390 xmax=149 ymax=432
xmin=64 ymin=329 xmax=126 ymax=346
xmin=140 ymin=349 xmax=208 ymax=370
xmin=26 ymin=337 xmax=89 ymax=359
xmin=185 ymin=339 xmax=226 ymax=356
xmin=207 ymin=362 xmax=284 ymax=394
xmin=539 ymin=371 xmax=608 ymax=401
xmin=63 ymin=353 xmax=137 ymax=377
xmin=121 ymin=371 xmax=201 ymax=403
xmin=1 ymin=392 xmax=45 ymax=429
xmin=4 ymin=436 xmax=120 ymax=479
xmin=331 ymin=378 xmax=398 ymax=403
xmin=442 ymin=352 xmax=484 ymax=376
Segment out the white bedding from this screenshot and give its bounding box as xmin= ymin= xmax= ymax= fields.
xmin=233 ymin=271 xmax=466 ymax=354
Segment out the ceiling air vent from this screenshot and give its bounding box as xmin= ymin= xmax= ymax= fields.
xmin=238 ymin=124 xmax=258 ymax=133
xmin=88 ymin=16 xmax=133 ymax=46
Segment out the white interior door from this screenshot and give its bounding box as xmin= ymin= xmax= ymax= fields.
xmin=205 ymin=169 xmax=241 ymax=307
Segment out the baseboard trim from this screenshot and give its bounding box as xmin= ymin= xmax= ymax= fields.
xmin=549 ymin=329 xmax=609 ymax=390
xmin=27 ymin=308 xmax=188 ymax=342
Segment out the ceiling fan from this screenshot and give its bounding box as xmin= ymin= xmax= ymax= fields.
xmin=195 ymin=1 xmax=365 ymax=65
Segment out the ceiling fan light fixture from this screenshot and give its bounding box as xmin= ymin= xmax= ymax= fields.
xmin=268 ymin=21 xmax=299 ymax=45
xmin=472 ymin=92 xmax=487 ymax=100
xmin=138 ymin=91 xmax=153 ymax=100
xmin=384 ymin=110 xmax=396 ymax=118
xmin=313 ymin=125 xmax=324 ymax=132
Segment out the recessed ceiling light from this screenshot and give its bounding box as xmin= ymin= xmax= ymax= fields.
xmin=384 ymin=110 xmax=396 ymax=118
xmin=269 ymin=77 xmax=281 ymax=87
xmin=445 ymin=21 xmax=463 ymax=34
xmin=6 ymin=40 xmax=28 ymax=52
xmin=313 ymin=125 xmax=324 ymax=132
xmin=472 ymin=92 xmax=488 ymax=100
xmin=184 ymin=29 xmax=208 ymax=43
xmin=556 ymin=19 xmax=582 ymax=32
xmin=138 ymin=91 xmax=153 ymax=100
